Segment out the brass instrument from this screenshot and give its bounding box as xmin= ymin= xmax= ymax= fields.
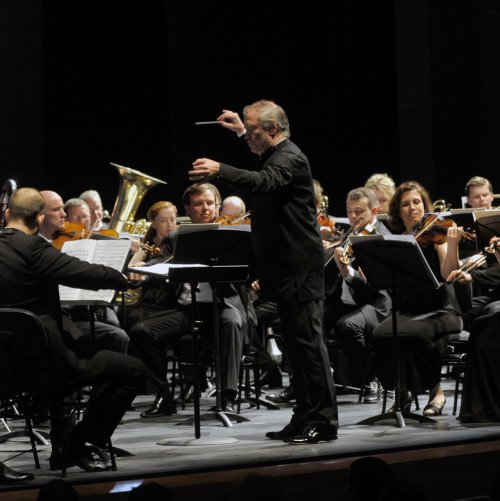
xmin=125 ymin=218 xmax=151 ymax=236
xmin=431 ymin=199 xmax=448 ymax=212
xmin=108 ymin=163 xmax=167 ymax=233
xmin=0 ymin=179 xmax=17 ymax=230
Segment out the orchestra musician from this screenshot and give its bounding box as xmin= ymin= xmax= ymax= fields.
xmin=190 ymin=99 xmax=337 ymax=444
xmin=64 ymin=198 xmax=92 ymax=228
xmin=464 ymin=176 xmax=495 ymax=209
xmin=448 ymin=236 xmax=500 ymax=422
xmin=372 ymin=181 xmax=463 ymax=416
xmin=79 ymin=189 xmax=107 ymax=230
xmin=0 ymin=188 xmax=153 ymax=472
xmin=364 ymin=173 xmax=396 ymax=215
xmin=128 ymin=183 xmax=255 ymax=416
xmin=220 ymin=195 xmax=247 ymax=219
xmin=39 ymin=190 xmax=129 ymax=354
xmin=326 ymin=187 xmax=392 ymax=403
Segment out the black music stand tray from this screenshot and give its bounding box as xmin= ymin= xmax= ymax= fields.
xmin=350 ymin=234 xmax=440 ymax=427
xmin=164 ymin=227 xmax=252 ymax=441
xmin=474 ymin=213 xmax=500 ymax=246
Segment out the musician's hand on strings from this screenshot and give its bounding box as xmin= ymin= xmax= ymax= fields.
xmin=217 ymin=109 xmax=245 ymax=135
xmin=446 ymin=225 xmax=463 ymax=248
xmin=333 ymin=247 xmax=349 ymax=277
xmin=446 ymin=269 xmax=472 ymax=284
xmin=189 ymin=158 xmax=221 ymax=181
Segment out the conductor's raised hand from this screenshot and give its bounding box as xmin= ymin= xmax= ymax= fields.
xmin=189 ymin=158 xmax=221 ymax=181
xmin=217 ymin=109 xmax=245 ymax=135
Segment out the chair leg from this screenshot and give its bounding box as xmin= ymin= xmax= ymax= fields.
xmin=25 ymin=415 xmax=40 ymax=469
xmin=453 ymin=353 xmax=466 ymax=415
xmin=252 ymin=356 xmax=261 ymax=410
xmin=107 ymin=437 xmax=117 ymax=471
xmin=237 ymin=360 xmax=244 ymax=414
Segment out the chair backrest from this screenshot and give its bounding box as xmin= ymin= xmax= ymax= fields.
xmin=0 ymin=308 xmax=50 ymax=395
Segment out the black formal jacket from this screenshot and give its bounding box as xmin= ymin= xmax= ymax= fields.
xmin=0 ymin=228 xmax=128 ymax=388
xmin=471 ymin=263 xmax=500 ymax=301
xmin=219 ymin=139 xmax=324 ymax=303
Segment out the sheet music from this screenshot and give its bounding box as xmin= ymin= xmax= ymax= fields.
xmin=129 ymin=262 xmax=208 ymax=277
xmin=59 ymin=239 xmax=131 ymax=303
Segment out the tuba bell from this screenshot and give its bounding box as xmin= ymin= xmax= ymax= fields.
xmin=108 ymin=163 xmax=167 ymax=233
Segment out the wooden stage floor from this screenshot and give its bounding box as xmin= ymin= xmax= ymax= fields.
xmin=1 ymin=379 xmax=500 ymax=501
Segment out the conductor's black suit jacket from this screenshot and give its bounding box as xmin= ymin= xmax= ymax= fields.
xmin=219 ymin=139 xmax=324 ymax=303
xmin=0 ymin=228 xmax=128 ymax=389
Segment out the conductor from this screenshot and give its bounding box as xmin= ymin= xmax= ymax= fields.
xmin=190 ymin=99 xmax=338 ymax=444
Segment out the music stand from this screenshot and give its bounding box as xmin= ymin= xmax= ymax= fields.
xmin=350 ymin=234 xmax=440 ymax=427
xmin=474 ymin=213 xmax=500 ymax=246
xmin=170 ymin=226 xmax=252 ymax=434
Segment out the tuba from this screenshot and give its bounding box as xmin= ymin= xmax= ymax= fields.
xmin=108 ymin=163 xmax=167 ymax=233
xmin=0 ymin=179 xmax=17 ymax=230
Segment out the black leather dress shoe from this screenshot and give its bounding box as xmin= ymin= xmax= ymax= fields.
xmin=285 ymin=424 xmax=338 ymax=444
xmin=265 ymin=421 xmax=304 ymax=440
xmin=267 ymin=384 xmax=295 ymax=403
xmin=140 ymin=395 xmax=177 ymax=418
xmin=90 ymin=446 xmax=113 ymax=470
xmin=0 ymin=462 xmax=34 ymax=484
xmin=49 ymin=446 xmax=107 ymax=472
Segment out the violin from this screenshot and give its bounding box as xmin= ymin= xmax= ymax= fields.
xmin=52 ymin=221 xmax=119 ymax=250
xmin=141 ymin=241 xmax=161 ymax=257
xmin=412 ymin=213 xmax=476 ymax=247
xmin=216 ymin=211 xmax=251 ymax=225
xmin=339 ymin=222 xmax=379 ymax=265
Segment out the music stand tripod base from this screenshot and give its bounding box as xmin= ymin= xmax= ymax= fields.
xmin=357 ymin=410 xmax=435 ymax=428
xmin=157 ymin=435 xmax=239 ymax=446
xmin=177 ymin=410 xmax=250 ymax=428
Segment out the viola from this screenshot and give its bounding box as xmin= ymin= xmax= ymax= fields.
xmin=52 ymin=221 xmax=119 ymax=250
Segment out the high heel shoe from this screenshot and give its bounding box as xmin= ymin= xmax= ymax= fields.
xmin=423 ymin=398 xmax=446 ymax=416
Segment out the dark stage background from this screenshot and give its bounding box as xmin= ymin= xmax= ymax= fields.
xmin=0 ymin=1 xmax=498 ymax=219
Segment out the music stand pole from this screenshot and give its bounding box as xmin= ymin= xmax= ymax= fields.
xmin=352 ymin=235 xmax=439 ymax=427
xmin=189 ymin=281 xmax=201 ymax=439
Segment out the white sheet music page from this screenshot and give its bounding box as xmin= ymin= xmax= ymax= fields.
xmin=128 ymin=262 xmax=208 ymax=277
xmin=59 ymin=239 xmax=131 ymax=303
